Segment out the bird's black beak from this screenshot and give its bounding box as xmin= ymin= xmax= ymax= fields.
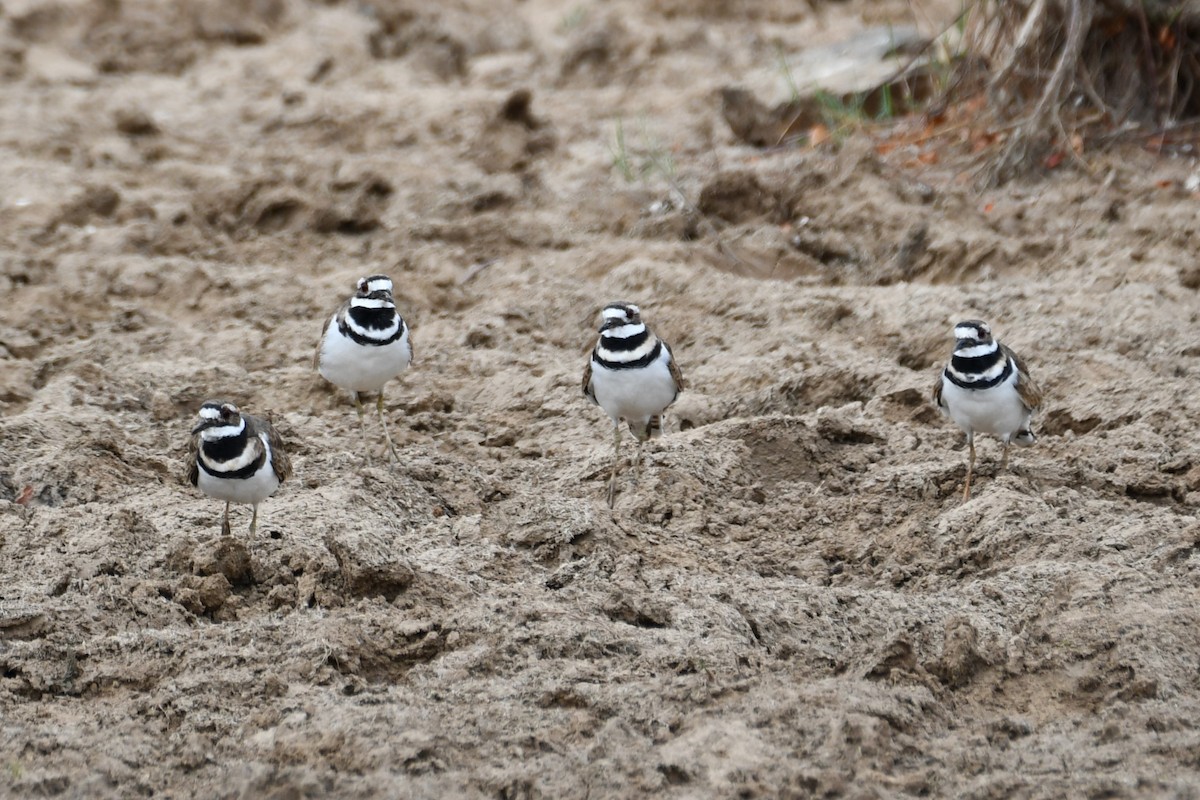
xmin=191 ymin=419 xmax=215 ymax=435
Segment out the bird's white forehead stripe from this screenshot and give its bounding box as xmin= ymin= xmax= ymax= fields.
xmin=955 ymin=325 xmax=987 ymax=339
xmin=199 ymin=407 xmax=222 ymax=420
xmin=602 ymin=305 xmax=638 ymax=319
xmin=365 ymin=278 xmax=393 ymax=293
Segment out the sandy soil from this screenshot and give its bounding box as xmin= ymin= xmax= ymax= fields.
xmin=3 ymin=0 xmax=1200 ymax=797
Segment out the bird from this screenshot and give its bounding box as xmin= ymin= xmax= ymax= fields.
xmin=582 ymin=301 xmax=684 ymax=507
xmin=933 ymin=319 xmax=1043 ymax=500
xmin=187 ymin=401 xmax=292 ymax=536
xmin=315 ymin=274 xmax=412 ymax=463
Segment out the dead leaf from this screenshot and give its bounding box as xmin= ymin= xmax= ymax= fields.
xmin=808 ymin=124 xmax=830 ymax=147
xmin=969 ymin=130 xmax=997 ymax=153
xmin=982 ymin=202 xmax=995 ymax=214
xmin=15 ymin=485 xmax=34 ymax=505
xmin=1044 ymin=151 xmax=1065 ymax=169
xmin=1156 ymin=179 xmax=1175 ymax=190
xmin=917 ymin=150 xmax=939 ymax=165
xmin=1070 ymin=133 xmax=1084 ymax=155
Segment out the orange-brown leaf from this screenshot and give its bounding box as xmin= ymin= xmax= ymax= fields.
xmin=968 ymin=129 xmax=998 ymax=153
xmin=15 ymin=485 xmax=33 ymax=505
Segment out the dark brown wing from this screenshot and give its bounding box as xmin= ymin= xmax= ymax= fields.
xmin=185 ymin=433 xmax=200 ymax=487
xmin=1000 ymin=342 xmax=1043 ymax=412
xmin=405 ymin=318 xmax=415 ymax=366
xmin=244 ymin=414 xmax=291 ymax=483
xmin=664 ymin=339 xmax=685 ymax=396
xmin=932 ymin=369 xmax=945 ymax=410
xmin=581 ymin=352 xmax=596 ymax=404
xmin=264 ymin=417 xmax=293 ymax=483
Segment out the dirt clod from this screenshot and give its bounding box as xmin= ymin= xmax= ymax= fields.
xmin=191 ymin=537 xmax=254 ymax=587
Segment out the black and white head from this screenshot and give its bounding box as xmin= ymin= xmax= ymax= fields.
xmin=599 ymin=302 xmax=644 ymax=334
xmin=354 ymin=274 xmax=396 ymax=307
xmin=592 ymin=301 xmax=663 ymax=369
xmin=952 ymin=320 xmax=997 ymax=355
xmin=346 ymin=274 xmax=403 ymax=339
xmin=192 ymin=401 xmax=245 ymax=441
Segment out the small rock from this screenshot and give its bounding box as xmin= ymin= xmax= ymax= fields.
xmin=0 ymin=601 xmax=48 ymax=640
xmin=56 ymin=185 xmax=121 ymax=227
xmin=194 ymin=574 xmax=231 ymax=612
xmin=1179 ymin=265 xmax=1200 ymax=290
xmin=174 ymin=587 xmax=204 ymax=616
xmin=192 ymin=537 xmax=254 ymax=587
xmin=987 ymin=716 xmax=1033 ymax=741
xmin=935 ymin=615 xmax=988 ymax=688
xmin=114 ymin=107 xmax=159 ymax=136
xmin=324 ymin=535 xmax=414 ymax=601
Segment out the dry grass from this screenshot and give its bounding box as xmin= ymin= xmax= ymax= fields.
xmin=953 ymin=0 xmax=1200 ymax=182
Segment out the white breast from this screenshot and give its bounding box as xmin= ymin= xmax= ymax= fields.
xmin=318 ymin=315 xmax=412 ymax=393
xmin=196 ymin=433 xmax=282 ymax=505
xmin=940 ymin=364 xmax=1032 ymax=440
xmin=589 ymin=348 xmax=678 ymax=427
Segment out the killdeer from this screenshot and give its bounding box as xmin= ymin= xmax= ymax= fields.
xmin=933 ymin=319 xmax=1043 ymax=500
xmin=582 ymin=301 xmax=684 ymax=507
xmin=187 ymin=401 xmax=292 ymax=536
xmin=315 ymin=274 xmax=412 ymax=462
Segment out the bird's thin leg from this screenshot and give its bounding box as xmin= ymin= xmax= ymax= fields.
xmin=963 ymin=433 xmax=976 ymax=501
xmin=222 ymin=501 xmax=231 ymax=537
xmin=353 ymin=392 xmax=371 ymax=463
xmin=376 ymin=393 xmax=401 ymax=464
xmin=250 ymin=504 xmax=259 ymax=536
xmin=1000 ymin=440 xmax=1010 ymax=471
xmin=607 ymin=423 xmax=622 ymax=509
xmin=632 ymin=439 xmax=644 ymax=485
